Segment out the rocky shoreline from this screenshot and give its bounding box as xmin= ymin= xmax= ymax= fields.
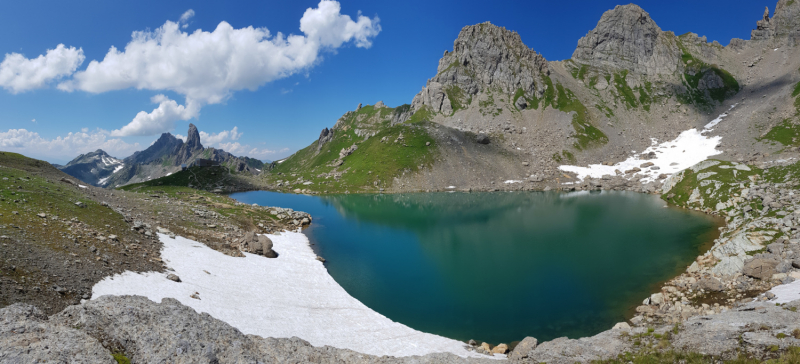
xmin=265 ymin=156 xmax=800 ymax=361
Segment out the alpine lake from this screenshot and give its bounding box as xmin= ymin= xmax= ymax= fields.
xmin=229 ymin=190 xmax=721 ymax=345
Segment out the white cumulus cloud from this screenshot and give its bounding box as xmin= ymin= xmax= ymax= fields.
xmin=0 ymin=128 xmax=141 ymax=162
xmin=200 ymin=126 xmax=241 ymax=146
xmin=56 ymin=0 xmax=380 ymax=137
xmin=0 ymin=44 xmax=84 ymax=93
xmin=110 ymin=95 xmax=199 ymax=136
xmin=218 ymin=142 xmax=289 ymax=160
xmin=179 ymin=9 xmax=195 ymax=28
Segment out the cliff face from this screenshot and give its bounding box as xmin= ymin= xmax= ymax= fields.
xmin=571 ymin=4 xmax=682 ymax=75
xmin=411 ymin=22 xmax=550 ymax=115
xmin=751 ymin=0 xmax=800 ymax=44
xmin=176 ymin=123 xmax=204 ymax=164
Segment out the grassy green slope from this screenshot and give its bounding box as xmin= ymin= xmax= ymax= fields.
xmin=267 ymin=105 xmax=437 ymax=194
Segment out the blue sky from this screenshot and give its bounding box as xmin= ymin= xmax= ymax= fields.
xmin=0 ymin=0 xmax=775 ymax=164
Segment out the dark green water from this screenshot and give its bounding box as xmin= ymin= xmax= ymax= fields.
xmin=230 ymin=190 xmax=720 ymax=344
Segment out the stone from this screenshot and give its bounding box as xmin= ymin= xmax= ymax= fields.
xmin=650 ymin=292 xmax=665 ymax=305
xmin=468 ymin=339 xmax=477 ymax=346
xmin=514 ymin=96 xmax=527 ymax=110
xmin=491 ymin=343 xmax=508 ymax=354
xmin=743 ymin=257 xmax=780 ymax=280
xmin=776 ymin=260 xmax=792 ymax=273
xmin=476 ymin=134 xmax=490 ymax=144
xmin=695 ymin=277 xmax=724 ymax=292
xmin=612 ymin=322 xmax=631 ymax=330
xmin=0 ymin=303 xmax=115 ymax=363
xmin=480 ymin=342 xmax=491 ymax=352
xmin=37 ymin=213 xmax=46 ymax=218
xmin=166 ymin=274 xmax=181 ymax=282
xmin=339 ymin=144 xmax=358 ymax=159
xmin=316 ymin=128 xmax=334 ymax=152
xmin=509 ymin=336 xmax=538 ymax=360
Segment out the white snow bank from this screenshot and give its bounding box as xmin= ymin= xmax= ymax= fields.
xmin=113 ymin=164 xmax=124 ymax=173
xmin=766 ymin=278 xmax=800 ymax=304
xmin=503 ymin=180 xmax=522 ymax=184
xmin=78 ymin=184 xmax=87 ymax=189
xmin=97 ymin=176 xmax=110 ymax=186
xmin=92 ymin=232 xmax=494 ymax=359
xmin=559 ymin=105 xmax=736 ymax=184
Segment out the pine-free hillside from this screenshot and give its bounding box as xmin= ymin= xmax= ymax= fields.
xmin=265 ymin=102 xmax=437 ymax=194
xmin=266 ymin=1 xmax=800 ymax=194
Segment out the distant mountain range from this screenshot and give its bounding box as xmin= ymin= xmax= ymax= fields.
xmin=57 ymin=123 xmax=264 ymax=188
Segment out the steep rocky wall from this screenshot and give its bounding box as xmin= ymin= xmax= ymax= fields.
xmin=412 ymin=22 xmax=550 ymax=115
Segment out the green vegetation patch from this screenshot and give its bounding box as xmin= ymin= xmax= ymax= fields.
xmin=266 ymin=114 xmax=437 ymax=194
xmin=613 ymin=70 xmax=639 ymax=109
xmin=678 ymin=45 xmax=740 ymax=107
xmin=407 ymin=105 xmax=434 ymax=124
xmin=112 ymin=353 xmax=131 ymax=364
xmin=0 ymin=152 xmax=135 ymax=265
xmin=513 ymin=87 xmax=540 ymax=110
xmin=552 ymin=150 xmax=576 ymax=164
xmin=445 ymin=85 xmax=470 ymax=114
xmin=760 ymin=119 xmax=800 ymax=148
xmin=663 ymin=160 xmax=761 ymax=211
xmin=571 ymin=64 xmax=589 ymax=80
xmin=118 ymin=165 xmax=234 ymax=192
xmin=793 ymin=81 xmax=800 ymax=98
xmin=553 ymin=83 xmax=608 ymax=149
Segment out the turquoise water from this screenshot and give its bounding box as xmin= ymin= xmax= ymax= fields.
xmin=230 ymin=191 xmax=720 ymax=344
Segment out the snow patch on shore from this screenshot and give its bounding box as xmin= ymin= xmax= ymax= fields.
xmin=92 ymin=232 xmax=493 ymax=359
xmin=559 ymin=105 xmax=736 ymax=184
xmin=766 ymin=278 xmax=800 ymax=304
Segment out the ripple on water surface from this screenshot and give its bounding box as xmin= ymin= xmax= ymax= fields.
xmin=230 ymin=190 xmax=721 ymax=344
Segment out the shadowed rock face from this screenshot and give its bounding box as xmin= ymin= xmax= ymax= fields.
xmin=126 ymin=133 xmax=184 ymax=165
xmin=572 ymin=4 xmax=681 ymax=75
xmin=412 ymin=22 xmax=550 ymax=114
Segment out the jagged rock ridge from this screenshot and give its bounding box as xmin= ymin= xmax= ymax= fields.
xmin=412 ymin=22 xmax=550 ymax=114
xmin=572 ymin=4 xmax=682 ymax=75
xmin=60 ymin=123 xmax=264 ymax=188
xmin=751 ymin=0 xmax=800 ymax=44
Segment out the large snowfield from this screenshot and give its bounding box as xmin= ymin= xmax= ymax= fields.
xmin=559 ymin=105 xmax=736 ymax=183
xmin=92 ymin=232 xmax=493 ymax=359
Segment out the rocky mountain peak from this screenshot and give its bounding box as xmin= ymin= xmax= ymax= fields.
xmin=752 ymin=0 xmax=800 ymax=44
xmin=572 ymin=4 xmax=681 ymax=75
xmin=412 ymin=22 xmax=549 ymax=115
xmin=185 ymin=123 xmax=202 ymax=152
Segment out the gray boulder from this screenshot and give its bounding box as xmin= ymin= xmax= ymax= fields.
xmin=743 ymin=257 xmax=780 ymax=280
xmin=0 ymin=303 xmax=114 ymax=363
xmin=476 ymin=134 xmax=490 ymax=145
xmin=508 ymin=336 xmax=537 ymax=360
xmin=46 ymin=295 xmax=493 ymax=364
xmin=695 ymin=277 xmax=724 ymax=292
xmin=242 ymin=231 xmax=277 ymax=258
xmin=514 ymin=96 xmax=527 ymax=110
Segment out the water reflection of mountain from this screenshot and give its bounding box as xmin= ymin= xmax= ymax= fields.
xmin=232 ymin=191 xmax=720 ymax=343
xmin=319 ymin=191 xmax=721 ymax=341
